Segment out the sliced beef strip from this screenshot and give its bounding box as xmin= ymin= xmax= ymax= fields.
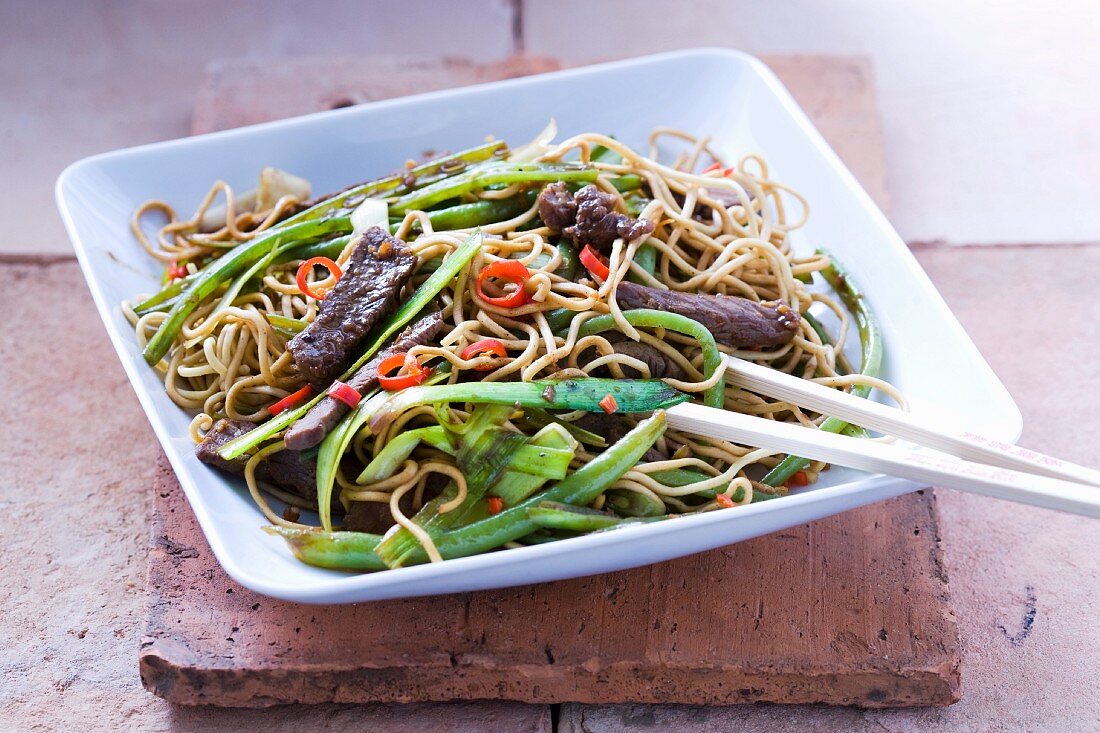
xmin=195 ymin=418 xmax=317 ymax=500
xmin=288 ymin=226 xmax=417 ymax=388
xmin=283 ymin=311 xmax=445 ymax=451
xmin=536 ymin=183 xmax=654 ymax=250
xmin=606 ymin=337 xmax=687 ymax=380
xmin=614 ymin=281 xmax=800 ymax=349
xmin=537 ymin=181 xmax=577 ymax=230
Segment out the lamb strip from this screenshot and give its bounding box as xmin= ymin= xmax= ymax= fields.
xmin=537 ymin=183 xmax=654 ymax=250
xmin=195 ymin=418 xmax=316 ymax=500
xmin=283 ymin=311 xmax=445 ymax=451
xmin=288 ymin=226 xmax=417 ymax=388
xmin=614 ymin=281 xmax=800 ymax=349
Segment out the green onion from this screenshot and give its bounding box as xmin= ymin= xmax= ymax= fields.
xmin=316 ymin=391 xmax=389 ymax=531
xmin=265 ymin=313 xmax=307 ymax=335
xmin=517 ymin=406 xmax=606 ymax=447
xmin=398 ymin=193 xmax=534 ymax=233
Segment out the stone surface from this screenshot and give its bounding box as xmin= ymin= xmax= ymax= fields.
xmin=144 ymin=459 xmax=957 ymax=707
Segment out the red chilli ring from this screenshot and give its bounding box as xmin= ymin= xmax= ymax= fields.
xmin=327 ymin=381 xmax=362 ymax=409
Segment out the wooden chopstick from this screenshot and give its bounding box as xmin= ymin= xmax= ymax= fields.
xmin=664 ymin=401 xmax=1100 ymax=518
xmin=722 ymin=355 xmax=1100 ymax=488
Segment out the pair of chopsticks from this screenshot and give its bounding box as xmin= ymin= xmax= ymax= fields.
xmin=664 ymin=355 xmax=1100 ymax=517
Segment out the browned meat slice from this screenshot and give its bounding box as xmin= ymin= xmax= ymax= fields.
xmin=195 ymin=418 xmax=317 ymax=500
xmin=283 ymin=311 xmax=445 ymax=451
xmin=194 ymin=418 xmax=253 ymax=473
xmin=288 ymin=227 xmax=417 ymax=387
xmin=566 ymin=185 xmax=654 ymax=248
xmin=612 ymin=340 xmax=687 ymax=380
xmin=537 ymin=181 xmax=577 ymax=230
xmin=614 ymin=281 xmax=800 ymax=349
xmin=537 ymin=183 xmax=654 ymax=250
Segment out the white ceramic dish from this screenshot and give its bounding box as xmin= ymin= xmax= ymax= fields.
xmin=56 ymin=48 xmax=1021 ymax=603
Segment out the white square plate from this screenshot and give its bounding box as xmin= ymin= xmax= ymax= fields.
xmin=57 ymin=49 xmax=1020 ymax=603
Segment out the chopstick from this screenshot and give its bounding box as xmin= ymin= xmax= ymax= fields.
xmin=664 ymin=401 xmax=1100 ymax=518
xmin=722 ymin=355 xmax=1100 ymax=488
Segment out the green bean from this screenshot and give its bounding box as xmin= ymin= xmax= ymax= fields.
xmin=391 ymin=162 xmax=598 ymax=214
xmin=142 ymin=217 xmax=352 ymax=365
xmin=761 ymin=251 xmax=883 ymax=487
xmin=285 ymin=141 xmax=507 ymax=226
xmin=627 ymin=244 xmax=657 ymax=284
xmin=399 ymin=193 xmax=534 ymax=233
xmin=553 ymin=240 xmax=579 ymax=280
xmin=132 ymin=272 xmax=195 ymax=315
xmin=263 ymin=526 xmax=385 ymax=571
xmin=604 ymin=489 xmax=665 ymax=517
xmin=370 ymin=378 xmax=687 ymax=435
xmin=527 ymin=502 xmax=623 ymax=532
xmin=541 ymin=307 xmax=579 ymax=335
xmin=578 ymin=309 xmax=724 ymax=408
xmin=609 ymin=174 xmax=643 ymax=192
